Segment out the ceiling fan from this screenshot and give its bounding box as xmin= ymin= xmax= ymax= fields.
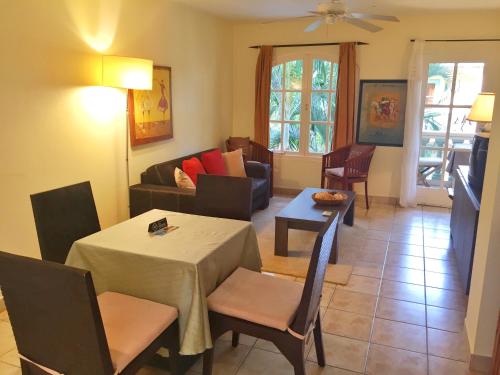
xmin=302 ymin=0 xmax=399 ymax=33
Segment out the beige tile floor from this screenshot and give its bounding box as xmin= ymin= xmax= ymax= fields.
xmin=0 ymin=197 xmax=481 ymax=375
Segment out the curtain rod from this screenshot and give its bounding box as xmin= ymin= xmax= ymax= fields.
xmin=249 ymin=41 xmax=368 ymax=49
xmin=410 ymin=38 xmax=500 ymax=42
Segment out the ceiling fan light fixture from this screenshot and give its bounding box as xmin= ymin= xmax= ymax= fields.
xmin=301 ymin=0 xmax=398 ymax=33
xmin=326 ymin=14 xmax=337 ymax=24
xmin=318 ymin=0 xmax=345 ymax=13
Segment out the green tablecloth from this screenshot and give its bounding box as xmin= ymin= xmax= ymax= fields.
xmin=66 ymin=209 xmax=262 ymax=355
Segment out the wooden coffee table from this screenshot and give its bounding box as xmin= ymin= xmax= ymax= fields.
xmin=275 ymin=187 xmax=355 ymax=264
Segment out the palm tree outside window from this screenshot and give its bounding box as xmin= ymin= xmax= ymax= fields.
xmin=269 ymin=55 xmax=338 ymax=155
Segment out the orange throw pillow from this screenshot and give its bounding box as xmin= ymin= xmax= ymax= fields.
xmin=182 ymin=157 xmax=206 ymax=185
xmin=222 ymin=149 xmax=247 ymax=177
xmin=201 ymin=149 xmax=227 ymax=176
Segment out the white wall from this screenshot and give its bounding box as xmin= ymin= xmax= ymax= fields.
xmin=232 ymin=12 xmax=500 ymax=199
xmin=0 ymin=0 xmax=233 ymax=258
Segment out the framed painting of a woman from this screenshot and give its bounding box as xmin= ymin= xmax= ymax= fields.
xmin=128 ymin=65 xmax=173 ymax=146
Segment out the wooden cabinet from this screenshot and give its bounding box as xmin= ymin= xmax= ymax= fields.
xmin=450 ymin=166 xmax=480 ymax=294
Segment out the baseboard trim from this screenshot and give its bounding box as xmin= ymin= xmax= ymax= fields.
xmin=273 ymin=187 xmax=301 ymax=196
xmin=370 ymin=195 xmax=398 ymax=205
xmin=470 ymin=353 xmax=492 ymax=373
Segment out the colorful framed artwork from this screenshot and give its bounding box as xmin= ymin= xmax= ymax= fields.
xmin=356 ymin=80 xmax=408 ymax=147
xmin=128 ymin=65 xmax=173 ymax=147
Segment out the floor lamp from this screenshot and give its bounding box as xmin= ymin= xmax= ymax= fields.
xmin=101 ymin=55 xmax=153 ymax=212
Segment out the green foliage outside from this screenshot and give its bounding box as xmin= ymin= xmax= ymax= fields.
xmin=269 ymin=60 xmax=339 ymax=153
xmin=424 ymin=111 xmax=443 ymax=131
xmin=269 ymin=123 xmax=281 ymax=150
xmin=309 ymin=60 xmax=338 ymax=153
xmin=428 ymin=63 xmax=453 ymax=89
xmin=424 ymin=63 xmax=454 ymax=131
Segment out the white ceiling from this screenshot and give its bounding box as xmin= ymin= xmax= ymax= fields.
xmin=173 ymin=0 xmax=500 ymax=20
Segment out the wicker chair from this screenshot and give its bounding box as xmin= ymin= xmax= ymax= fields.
xmin=226 ymin=137 xmax=274 ymax=196
xmin=321 ymin=144 xmax=376 ymax=209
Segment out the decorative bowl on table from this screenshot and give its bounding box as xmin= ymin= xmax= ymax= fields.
xmin=312 ymin=191 xmax=348 ymax=206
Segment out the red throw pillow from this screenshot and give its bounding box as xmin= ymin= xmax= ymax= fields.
xmin=201 ymin=149 xmax=227 ymax=176
xmin=182 ymin=157 xmax=206 ymax=185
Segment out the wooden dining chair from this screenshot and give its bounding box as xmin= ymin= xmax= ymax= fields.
xmin=195 ymin=174 xmax=253 ymax=221
xmin=0 ymin=251 xmax=181 ymax=375
xmin=30 ymin=181 xmax=101 ymax=263
xmin=202 ymin=213 xmax=339 ymax=375
xmin=321 ymin=144 xmax=376 ymax=209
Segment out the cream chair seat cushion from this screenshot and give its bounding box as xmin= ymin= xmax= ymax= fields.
xmin=207 ymin=267 xmax=304 ymax=331
xmin=325 ymin=167 xmax=344 ymax=177
xmin=97 ymin=292 xmax=178 ymax=374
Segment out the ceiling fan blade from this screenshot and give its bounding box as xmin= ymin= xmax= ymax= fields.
xmin=305 ymin=19 xmax=323 ymax=32
xmin=350 ymin=13 xmax=400 ymax=22
xmin=261 ymin=15 xmax=316 ymax=24
xmin=308 ymin=11 xmax=325 ymax=16
xmin=344 ymin=17 xmax=383 ymax=32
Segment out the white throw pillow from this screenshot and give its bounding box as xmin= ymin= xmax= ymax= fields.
xmin=174 ymin=167 xmax=195 ymax=189
xmin=222 ymin=149 xmax=247 ymax=177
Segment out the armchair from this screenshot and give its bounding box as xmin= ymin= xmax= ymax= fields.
xmin=226 ymin=137 xmax=274 ymax=196
xmin=321 ymin=144 xmax=376 ymax=209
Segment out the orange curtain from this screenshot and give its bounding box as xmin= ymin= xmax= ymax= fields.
xmin=254 ymin=45 xmax=273 ymax=146
xmin=333 ymin=42 xmax=357 ymax=150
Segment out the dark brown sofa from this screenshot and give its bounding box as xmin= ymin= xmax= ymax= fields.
xmin=129 ymin=149 xmax=271 ymax=219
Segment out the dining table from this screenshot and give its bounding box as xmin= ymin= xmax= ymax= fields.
xmin=65 ymin=209 xmax=262 ymax=356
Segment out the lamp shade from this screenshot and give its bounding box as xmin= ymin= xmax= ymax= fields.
xmin=467 ymin=92 xmax=496 ymax=122
xmin=102 ymin=56 xmax=153 ymax=90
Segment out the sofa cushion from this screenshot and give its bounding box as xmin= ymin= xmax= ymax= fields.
xmin=251 ymin=178 xmax=268 ymax=199
xmin=182 ymin=157 xmax=206 ymax=185
xmin=325 ymin=167 xmax=344 ymax=177
xmin=222 ymin=149 xmax=247 ymax=178
xmin=174 ymin=167 xmax=195 ymax=189
xmin=142 ymin=149 xmax=214 ymax=186
xmin=201 ymin=149 xmax=227 ymax=176
xmin=325 ymin=167 xmax=364 ymax=178
xmin=244 ymin=161 xmax=270 ymax=180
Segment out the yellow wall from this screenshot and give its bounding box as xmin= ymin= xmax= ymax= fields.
xmin=0 ymin=0 xmax=233 ymax=258
xmin=232 ymin=12 xmax=500 ymax=198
